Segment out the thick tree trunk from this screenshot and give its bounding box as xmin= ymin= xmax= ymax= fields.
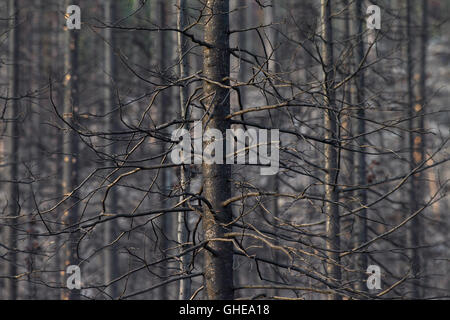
xmin=202 ymin=0 xmax=234 ymax=300
xmin=6 ymin=0 xmax=20 ymax=300
xmin=61 ymin=0 xmax=80 ymax=300
xmin=320 ymin=0 xmax=341 ymax=300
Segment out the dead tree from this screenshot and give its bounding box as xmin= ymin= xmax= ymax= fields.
xmin=61 ymin=0 xmax=80 ymax=300
xmin=202 ymin=0 xmax=234 ymax=300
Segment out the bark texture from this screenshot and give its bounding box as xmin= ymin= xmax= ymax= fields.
xmin=202 ymin=0 xmax=234 ymax=300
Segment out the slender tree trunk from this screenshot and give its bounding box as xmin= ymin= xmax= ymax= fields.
xmin=237 ymin=0 xmax=247 ymax=87
xmin=176 ymin=0 xmax=192 ymax=300
xmin=53 ymin=3 xmax=64 ymax=299
xmin=339 ymin=0 xmax=356 ymax=291
xmin=341 ymin=0 xmax=354 ymax=194
xmin=415 ymin=0 xmax=428 ymax=294
xmin=234 ymin=0 xmax=250 ymax=298
xmin=157 ymin=0 xmax=174 ymax=299
xmin=27 ymin=0 xmax=43 ymax=299
xmin=406 ymin=0 xmax=419 ymax=299
xmin=320 ymin=0 xmax=341 ymax=300
xmin=408 ymin=0 xmax=428 ymax=299
xmin=202 ymin=0 xmax=234 ymax=300
xmin=103 ymin=0 xmax=120 ymax=299
xmin=263 ymin=1 xmax=283 ymax=297
xmin=61 ymin=0 xmax=80 ymax=300
xmin=352 ymin=0 xmax=368 ymax=295
xmin=6 ymin=0 xmax=20 ymax=300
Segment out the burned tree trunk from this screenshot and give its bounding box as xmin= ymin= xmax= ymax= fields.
xmin=202 ymin=0 xmax=234 ymax=300
xmin=61 ymin=0 xmax=80 ymax=300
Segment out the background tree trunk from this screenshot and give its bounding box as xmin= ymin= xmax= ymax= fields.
xmin=352 ymin=0 xmax=368 ymax=295
xmin=407 ymin=0 xmax=428 ymax=299
xmin=176 ymin=0 xmax=192 ymax=300
xmin=321 ymin=0 xmax=341 ymax=300
xmin=406 ymin=0 xmax=423 ymax=299
xmin=103 ymin=0 xmax=120 ymax=299
xmin=61 ymin=0 xmax=80 ymax=300
xmin=5 ymin=0 xmax=20 ymax=300
xmin=263 ymin=1 xmax=283 ymax=298
xmin=157 ymin=0 xmax=174 ymax=300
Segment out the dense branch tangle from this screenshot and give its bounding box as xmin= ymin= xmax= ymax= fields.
xmin=0 ymin=0 xmax=448 ymax=300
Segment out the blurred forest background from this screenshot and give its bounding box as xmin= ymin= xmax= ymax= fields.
xmin=0 ymin=0 xmax=449 ymax=300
